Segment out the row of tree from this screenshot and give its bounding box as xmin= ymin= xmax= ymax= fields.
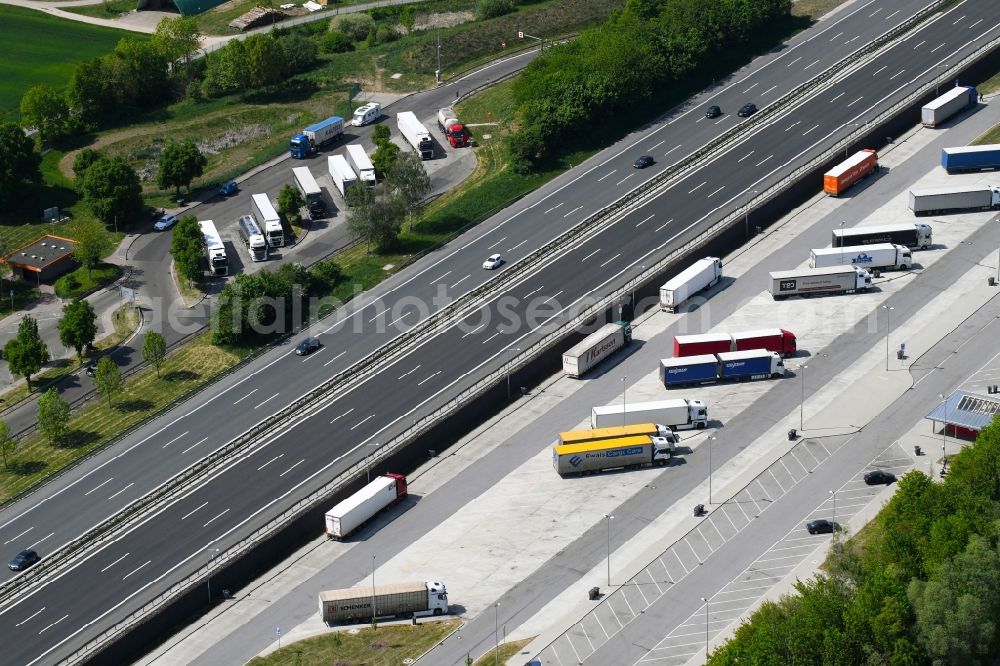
xmin=710 ymin=418 xmax=1000 ymax=665
xmin=508 ymin=0 xmax=792 ymax=171
xmin=199 ymin=32 xmax=318 ymax=99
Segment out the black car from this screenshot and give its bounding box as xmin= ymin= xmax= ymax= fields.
xmin=737 ymin=103 xmax=758 ymax=118
xmin=806 ymin=519 xmax=835 ymax=535
xmin=8 ymin=549 xmax=40 ymax=571
xmin=85 ymin=363 xmax=97 ymax=377
xmin=864 ymin=470 xmax=897 ymax=485
xmin=295 ymin=337 xmax=321 ymax=356
xmin=705 ymin=105 xmax=722 ymax=119
xmin=633 ymin=155 xmax=655 ymax=169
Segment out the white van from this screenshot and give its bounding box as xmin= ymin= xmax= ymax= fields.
xmin=351 ymin=102 xmax=382 ymax=127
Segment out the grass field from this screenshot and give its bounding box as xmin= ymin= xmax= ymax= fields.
xmin=0 ymin=5 xmax=144 ymax=121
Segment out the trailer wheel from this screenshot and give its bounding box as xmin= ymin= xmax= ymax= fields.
xmin=696 ymin=422 xmax=706 ymax=430
xmin=433 ymin=608 xmax=443 ymax=616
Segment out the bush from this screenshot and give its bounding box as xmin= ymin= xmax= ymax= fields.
xmin=373 ymin=24 xmax=401 ymax=45
xmin=320 ymin=31 xmax=354 ymax=54
xmin=331 ymin=13 xmax=375 ymax=42
xmin=476 ymin=0 xmax=516 ymax=20
xmin=310 ymin=259 xmax=344 ymax=292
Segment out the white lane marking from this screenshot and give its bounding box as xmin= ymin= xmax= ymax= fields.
xmin=952 ymin=14 xmax=964 ymax=24
xmin=688 ymin=181 xmax=706 ymax=194
xmin=428 ymin=271 xmax=451 ymax=285
xmin=482 ymin=332 xmax=501 ymax=345
xmin=761 ymin=85 xmax=777 ymax=96
xmin=233 ymin=390 xmax=257 ymax=405
xmin=581 ymin=248 xmax=601 ymax=262
xmin=828 ymin=31 xmax=842 ymax=41
xmin=4 ymin=526 xmax=33 ymax=544
xmin=254 ymin=393 xmax=279 ymax=410
xmin=330 ymin=408 xmax=355 ymax=424
xmin=738 ymin=150 xmax=755 ymax=163
xmin=257 ymin=454 xmax=284 ymax=471
xmin=349 ymin=415 xmax=374 ymax=431
xmin=181 ymin=502 xmax=208 ymax=520
xmin=786 ymin=56 xmax=802 ymax=67
xmin=707 ymin=185 xmax=725 ymax=198
xmin=541 ymin=290 xmax=563 ymax=306
xmin=279 ymin=459 xmax=305 ymax=477
xmin=599 ymin=253 xmax=621 ymax=268
xmin=300 ymin=346 xmax=326 ymax=361
xmin=100 ymin=553 xmax=129 ymax=573
xmin=323 ymin=351 xmax=347 ymax=367
xmin=847 ymin=96 xmax=864 ymax=107
xmin=38 ymin=614 xmax=69 ymax=634
xmin=784 ymin=121 xmax=800 ymax=132
xmin=417 ymin=371 xmax=442 ymax=386
xmin=449 ymin=274 xmax=471 ymax=289
xmin=597 ymin=170 xmax=617 ymax=182
xmin=122 ymin=561 xmax=150 ymax=580
xmin=543 ymin=202 xmax=564 ymax=214
xmin=522 ymin=285 xmax=544 ymax=299
xmin=846 ymin=35 xmax=860 ymax=43
xmin=461 ymin=324 xmax=485 ymax=339
xmin=803 ymin=59 xmax=820 ymax=70
xmin=912 ymin=39 xmax=925 ymax=49
xmin=387 ymin=310 xmax=413 ymax=328
xmin=885 ymin=9 xmax=899 ymax=20
xmin=162 ymin=431 xmax=190 ymax=448
xmin=742 ymin=82 xmax=758 ymax=93
xmin=654 ymin=218 xmax=674 ymax=232
xmin=397 ymin=364 xmax=422 ymax=380
xmin=869 ymin=7 xmax=881 ymax=16
xmin=84 ymin=478 xmax=114 ymax=497
xmin=367 ymin=309 xmax=386 ymax=324
xmin=968 ymin=18 xmax=983 ymax=29
xmin=27 ymin=532 xmax=54 ymax=550
xmin=889 ymin=69 xmax=906 ymax=80
xmin=562 ymin=206 xmax=583 ymax=218
xmin=755 ymin=155 xmax=773 ymax=167
xmin=615 ymin=174 xmax=633 ymax=186
xmin=829 ymin=91 xmax=845 ymax=103
xmin=664 ymin=144 xmax=682 ymax=156
xmin=636 ymin=214 xmax=655 ymax=227
xmin=15 ymin=607 xmax=44 ymax=627
xmin=802 ymin=124 xmax=820 ymax=135
xmin=873 ymin=65 xmax=887 ymax=76
xmin=648 ymin=140 xmax=665 ymax=150
xmin=107 ymin=483 xmax=135 ymax=501
xmin=930 ymin=42 xmax=946 ymax=53
xmin=203 ymin=509 xmax=230 ymax=528
xmin=486 ymin=236 xmax=507 ymax=250
xmin=181 ymin=437 xmax=208 ymax=454
xmin=508 ymin=240 xmax=528 ymax=252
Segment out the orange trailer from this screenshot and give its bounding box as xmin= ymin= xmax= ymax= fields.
xmin=823 ymin=149 xmax=877 ymax=196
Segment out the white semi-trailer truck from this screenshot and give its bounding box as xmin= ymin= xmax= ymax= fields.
xmin=562 ymin=321 xmax=631 ymax=378
xmin=345 ymin=144 xmax=377 ymax=188
xmin=319 ymin=581 xmax=448 ymax=623
xmin=328 ymin=154 xmax=358 ymax=199
xmin=198 ymin=219 xmax=228 ymax=276
xmin=659 ymin=257 xmax=723 ymax=312
xmin=809 ymin=243 xmax=912 ymax=270
xmin=251 ymin=193 xmax=284 ymax=248
xmin=768 ymin=265 xmax=872 ymax=299
xmin=591 ymin=398 xmax=708 ymax=431
xmin=397 ymin=111 xmax=434 ymax=159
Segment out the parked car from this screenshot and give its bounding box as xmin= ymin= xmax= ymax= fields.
xmin=219 ymin=180 xmax=238 ymax=196
xmin=85 ymin=363 xmax=97 ymax=377
xmin=295 ymin=337 xmax=321 ymax=356
xmin=863 ymin=470 xmax=897 ymax=485
xmin=806 ymin=519 xmax=835 ymax=535
xmin=705 ymin=105 xmax=722 ymax=119
xmin=153 ymin=214 xmax=179 ymax=232
xmin=633 ymin=155 xmax=655 ymax=169
xmin=483 ymin=253 xmax=504 ymax=270
xmin=737 ymin=103 xmax=758 ymax=118
xmin=8 ymin=549 xmax=40 ymax=572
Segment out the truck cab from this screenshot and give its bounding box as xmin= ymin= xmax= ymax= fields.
xmin=426 ymin=581 xmax=449 ymax=615
xmin=289 ymin=133 xmax=312 ymax=159
xmin=651 ymin=436 xmax=674 ymax=464
xmin=688 ymin=399 xmax=708 ymax=427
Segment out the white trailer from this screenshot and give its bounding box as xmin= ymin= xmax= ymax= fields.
xmin=237 ymin=214 xmax=268 ymax=262
xmin=921 ymin=86 xmax=975 ymax=127
xmin=659 ymin=257 xmax=723 ymax=312
xmin=328 ymin=154 xmax=358 ymax=199
xmin=198 ymin=220 xmax=228 ymax=276
xmin=397 ymin=111 xmax=434 ymax=159
xmin=832 ymin=222 xmax=932 ymax=250
xmin=319 ymin=581 xmax=448 ymax=624
xmin=768 ymin=265 xmax=871 ymax=299
xmin=251 ymin=193 xmax=284 ymax=248
xmin=810 ymin=243 xmax=912 ymax=270
xmin=345 ymin=144 xmax=377 ymax=188
xmin=292 ymin=166 xmax=325 ymax=219
xmin=562 ymin=321 xmax=631 ymax=378
xmin=324 ymin=474 xmax=407 ymax=540
xmin=908 ymin=185 xmax=1000 ymax=216
xmin=591 ymin=398 xmax=708 ymax=431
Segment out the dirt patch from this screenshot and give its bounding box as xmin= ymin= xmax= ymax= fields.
xmin=408 ymin=10 xmax=474 ymax=32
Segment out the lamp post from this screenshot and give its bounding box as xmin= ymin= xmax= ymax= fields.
xmin=939 ymin=393 xmax=948 ymax=466
xmin=604 ymin=514 xmax=614 ymax=586
xmin=371 ymin=555 xmax=377 ymax=629
xmin=622 ymin=376 xmax=627 ymax=426
xmin=882 ymin=305 xmax=894 ymax=371
xmin=800 ymin=364 xmax=808 ymax=431
xmin=744 ymin=189 xmax=758 ymax=237
xmin=839 ymin=222 xmax=846 ymax=265
xmin=206 ymin=547 xmax=220 ymax=603
xmin=708 ymin=436 xmax=716 ymax=505
xmin=506 ymin=347 xmax=521 ymax=400
xmin=700 ymin=596 xmax=709 ymax=663
xmin=366 ymin=443 xmax=377 ymax=483
xmin=494 ymin=602 xmax=500 ymax=666
xmin=435 ymin=30 xmax=442 ymax=82
xmin=829 ymin=490 xmax=837 ymax=543
xmin=936 ymin=62 xmax=946 ymax=96
xmin=631 ymin=265 xmax=644 ymax=314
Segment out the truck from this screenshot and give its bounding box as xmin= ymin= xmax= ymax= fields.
xmin=291 ymin=167 xmax=325 ymax=219
xmin=832 ymin=222 xmax=932 ymax=250
xmin=553 ymin=435 xmax=676 ymax=475
xmin=908 ymin=185 xmax=1000 ymax=216
xmin=823 ymin=149 xmax=877 ymax=196
xmin=289 ymin=115 xmax=344 ymax=159
xmin=324 ymin=473 xmax=407 ymax=540
xmin=319 ymin=581 xmax=448 ymax=624
xmin=941 ymin=144 xmax=1000 ymax=174
xmin=810 ymin=243 xmax=912 ymax=270
xmin=198 ymin=220 xmax=228 ymax=276
xmin=659 ymin=350 xmax=784 ymax=387
xmin=345 ymin=144 xmax=377 ymax=189
xmin=251 ymin=193 xmax=284 ymax=248
xmin=328 ymin=154 xmax=358 ymax=199
xmin=436 ymin=107 xmax=468 ymax=148
xmin=591 ymin=398 xmax=708 ymax=431
xmin=562 ymin=321 xmax=631 ymax=378
xmin=559 ymin=423 xmax=677 ymax=446
xmin=768 ymin=265 xmax=872 ymax=299
xmin=351 ymin=102 xmax=382 ymax=127
xmin=397 ymin=111 xmax=434 ymax=159
xmin=659 ymin=257 xmax=723 ymax=312
xmin=237 ymin=214 xmax=268 ymax=262
xmin=673 ymin=328 xmax=797 ymax=358
xmin=922 ymin=86 xmax=977 ymax=128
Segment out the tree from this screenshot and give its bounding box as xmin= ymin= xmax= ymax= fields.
xmin=141 ymin=331 xmax=167 ymax=377
xmin=37 ymin=388 xmax=70 ymax=445
xmin=66 ymin=58 xmax=109 ymax=129
xmin=245 ymin=34 xmax=286 ymax=88
xmin=277 ymin=184 xmax=304 ymax=225
xmin=73 ymin=148 xmax=104 ymax=185
xmin=400 ymin=6 xmax=415 ymax=32
xmin=372 ymin=124 xmax=390 ymax=145
xmin=348 ymin=194 xmax=404 ymax=253
xmin=94 ymin=357 xmax=122 ymax=407
xmin=57 ymin=299 xmax=98 ymax=361
xmin=156 ymin=140 xmax=207 ymax=196
xmin=20 ymin=84 xmax=70 ymax=143
xmin=0 ymin=420 xmax=15 ymax=470
xmin=3 ymin=315 xmax=50 ymax=390
xmin=320 ymin=31 xmax=353 ymax=54
xmin=80 ymin=156 xmax=143 ymax=225
xmin=151 ymin=16 xmax=201 ymax=66
xmin=386 ymin=152 xmax=431 ymax=229
xmin=170 ymin=215 xmax=205 ymax=283
xmin=73 ymin=218 xmax=111 ymax=278
xmin=0 ymin=121 xmax=41 ymax=207
xmin=371 ymin=140 xmax=401 ymax=178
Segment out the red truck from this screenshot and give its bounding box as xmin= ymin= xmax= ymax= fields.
xmin=437 ymin=107 xmax=468 ymax=148
xmin=823 ymin=149 xmax=877 ymax=196
xmin=673 ymin=328 xmax=797 ymax=358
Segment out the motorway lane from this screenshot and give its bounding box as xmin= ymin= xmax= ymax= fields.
xmin=0 ymin=0 xmax=937 ymax=581
xmin=2 ymin=1 xmax=991 ymax=662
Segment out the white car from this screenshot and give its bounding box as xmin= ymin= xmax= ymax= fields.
xmin=483 ymin=253 xmax=503 ymax=270
xmin=153 ymin=213 xmax=179 ymax=232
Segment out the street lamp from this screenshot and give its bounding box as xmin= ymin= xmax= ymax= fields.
xmin=936 ymin=62 xmax=946 ymax=96
xmin=494 ymin=602 xmax=500 ymax=666
xmin=708 ymin=436 xmax=716 ymax=505
xmin=506 ymin=347 xmax=521 ymax=400
xmin=371 ymin=555 xmax=377 ymax=630
xmin=700 ymin=596 xmax=709 ymax=663
xmin=622 ymin=376 xmax=627 ymax=426
xmin=800 ymin=364 xmax=808 ymax=431
xmin=366 ymin=443 xmax=377 ymax=483
xmin=206 ymin=547 xmax=220 ymax=603
xmin=604 ymin=514 xmax=614 ymax=587
xmin=829 ymin=490 xmax=837 ymax=543
xmin=631 ymin=265 xmax=645 ymax=314
xmin=839 ymin=222 xmax=846 ymax=265
xmin=744 ymin=189 xmax=759 ymax=237
xmin=939 ymin=393 xmax=949 ymax=466
xmin=882 ymin=305 xmax=894 ymax=371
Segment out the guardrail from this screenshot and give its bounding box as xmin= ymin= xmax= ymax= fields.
xmin=35 ymin=1 xmax=973 ymax=658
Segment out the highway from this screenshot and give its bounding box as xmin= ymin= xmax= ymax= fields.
xmin=1 ymin=0 xmax=996 ymax=662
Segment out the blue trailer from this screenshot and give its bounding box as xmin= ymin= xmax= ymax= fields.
xmin=941 ymin=144 xmax=1000 ymax=174
xmin=659 ymin=350 xmax=784 ymax=387
xmin=290 ymin=116 xmax=345 ymax=159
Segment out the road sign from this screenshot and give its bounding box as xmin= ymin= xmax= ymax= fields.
xmin=518 ymin=31 xmax=523 ymax=38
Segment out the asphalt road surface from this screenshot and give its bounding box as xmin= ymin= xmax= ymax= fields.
xmin=2 ymin=0 xmax=996 ymax=663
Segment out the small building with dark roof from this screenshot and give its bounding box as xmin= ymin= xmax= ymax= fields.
xmin=925 ymin=390 xmax=1000 ymax=440
xmin=4 ymin=235 xmax=78 ymax=284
